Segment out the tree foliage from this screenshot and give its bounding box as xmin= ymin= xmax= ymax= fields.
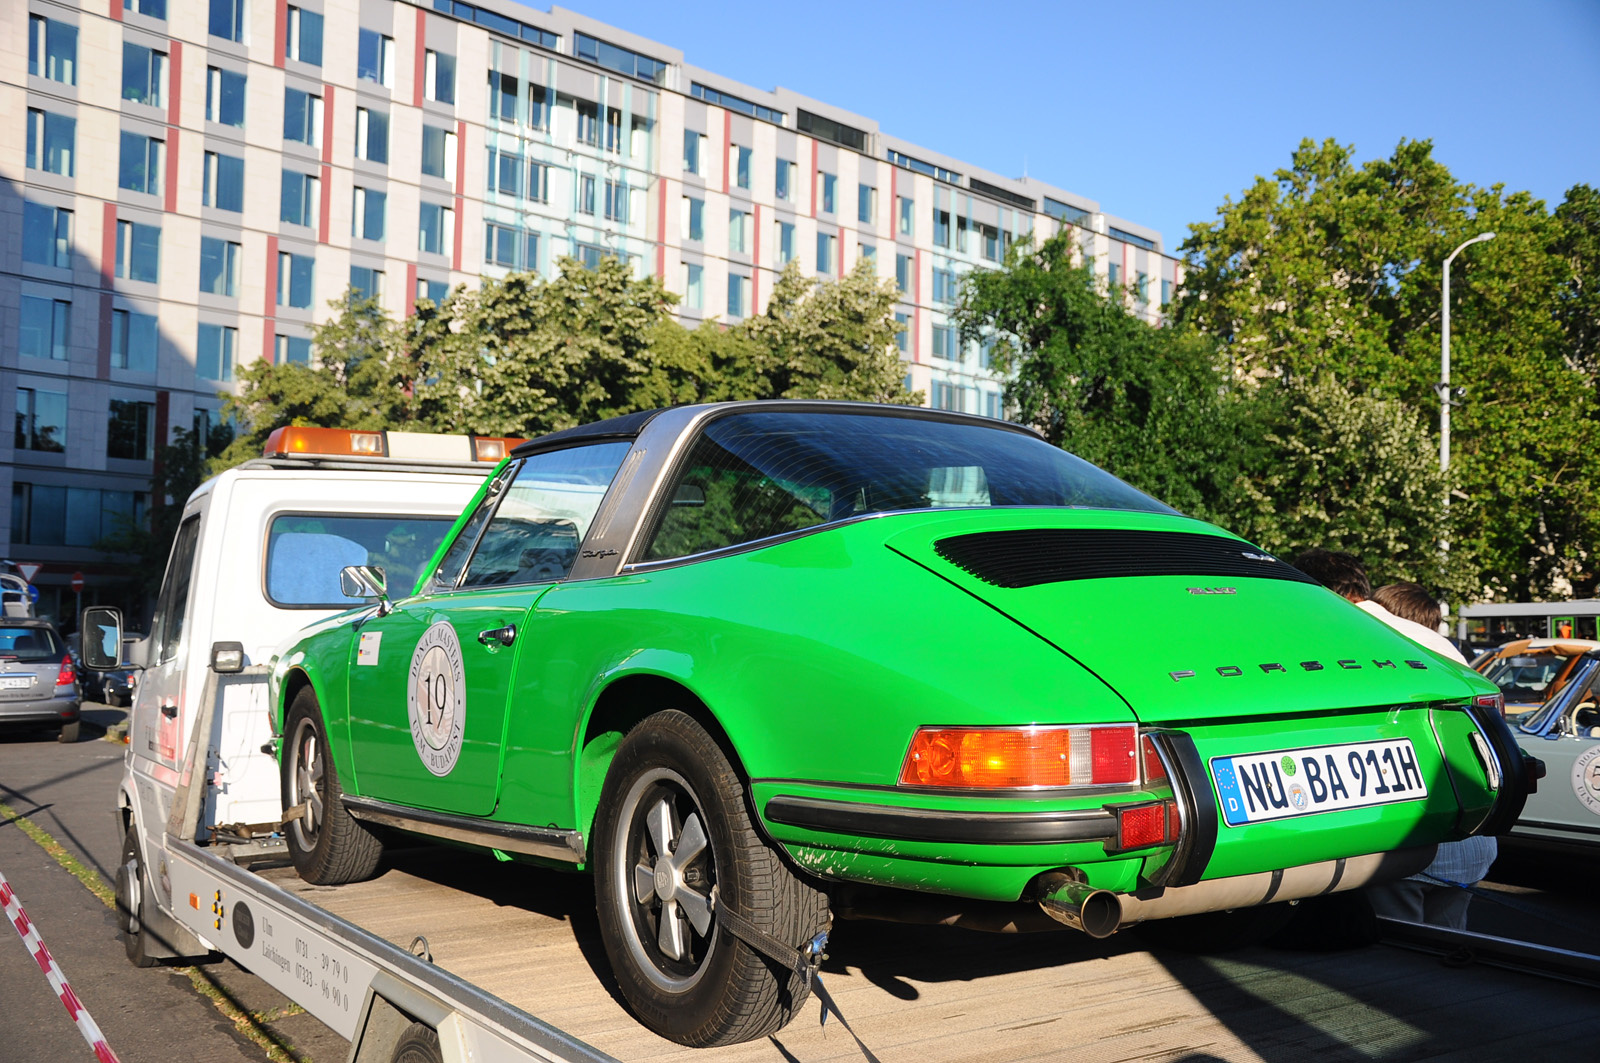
xmin=1178 ymin=138 xmax=1600 ymax=599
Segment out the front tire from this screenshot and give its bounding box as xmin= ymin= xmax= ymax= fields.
xmin=282 ymin=687 xmax=382 ymax=885
xmin=593 ymin=710 xmax=829 ymax=1047
xmin=116 ymin=826 xmax=159 ymax=967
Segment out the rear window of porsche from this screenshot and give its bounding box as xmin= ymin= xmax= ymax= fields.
xmin=644 ymin=411 xmax=1174 ymax=561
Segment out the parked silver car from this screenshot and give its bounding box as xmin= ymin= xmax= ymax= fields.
xmin=1510 ymin=649 xmax=1600 ymax=856
xmin=0 ymin=620 xmax=81 ymax=742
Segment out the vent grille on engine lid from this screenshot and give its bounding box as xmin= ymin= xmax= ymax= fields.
xmin=931 ymin=528 xmax=1319 ymax=589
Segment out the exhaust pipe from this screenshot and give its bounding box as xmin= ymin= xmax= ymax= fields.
xmin=1036 ymin=846 xmax=1435 ymax=936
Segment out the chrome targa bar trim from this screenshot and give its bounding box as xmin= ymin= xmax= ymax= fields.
xmin=341 ymin=796 xmax=585 ymax=863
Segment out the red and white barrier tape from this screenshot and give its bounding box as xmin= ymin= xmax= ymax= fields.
xmin=0 ymin=870 xmax=121 ymax=1063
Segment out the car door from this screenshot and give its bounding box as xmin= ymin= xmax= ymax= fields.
xmin=130 ymin=513 xmax=203 ymax=771
xmin=346 ymin=440 xmax=633 ymax=816
xmin=1514 ymin=656 xmax=1600 ymax=850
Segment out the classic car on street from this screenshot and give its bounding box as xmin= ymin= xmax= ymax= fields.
xmin=1508 ymin=648 xmax=1600 ymax=857
xmin=1473 ymin=637 xmax=1600 ymax=712
xmin=269 ymin=401 xmax=1537 ymax=1047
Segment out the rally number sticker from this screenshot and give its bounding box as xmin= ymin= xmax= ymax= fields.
xmin=408 ymin=621 xmax=465 ymax=776
xmin=1573 ymin=746 xmax=1600 ymax=816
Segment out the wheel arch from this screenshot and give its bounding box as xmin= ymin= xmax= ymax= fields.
xmin=575 ymin=670 xmax=745 ymax=845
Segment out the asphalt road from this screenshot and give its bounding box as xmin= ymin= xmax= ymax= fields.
xmin=0 ymin=706 xmax=348 ymax=1063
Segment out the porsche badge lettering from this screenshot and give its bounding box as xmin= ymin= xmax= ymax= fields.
xmin=409 ymin=621 xmax=466 ymax=776
xmin=1187 ymin=587 xmax=1237 ymax=595
xmin=1169 ymin=656 xmax=1428 ymax=681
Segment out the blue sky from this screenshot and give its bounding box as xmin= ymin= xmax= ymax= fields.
xmin=535 ymin=0 xmax=1600 ymax=253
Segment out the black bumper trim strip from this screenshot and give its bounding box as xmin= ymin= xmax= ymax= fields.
xmin=764 ymin=795 xmax=1116 ymax=845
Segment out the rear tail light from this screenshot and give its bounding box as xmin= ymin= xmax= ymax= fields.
xmin=899 ymin=725 xmax=1138 ymax=789
xmin=1473 ymin=693 xmax=1505 ymax=715
xmin=56 ymin=654 xmax=75 ymax=687
xmin=1141 ymin=734 xmax=1167 ymax=785
xmin=1115 ymin=800 xmax=1180 ymax=850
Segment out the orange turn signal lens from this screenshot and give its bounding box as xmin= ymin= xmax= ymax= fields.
xmin=262 ymin=426 xmax=389 ymax=458
xmin=471 ymin=436 xmax=526 ymax=462
xmin=899 ymin=725 xmax=1138 ymax=789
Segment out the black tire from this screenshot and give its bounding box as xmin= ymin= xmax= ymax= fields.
xmin=282 ymin=687 xmax=382 ymax=885
xmin=593 ymin=710 xmax=830 ymax=1047
xmin=390 ymin=1021 xmax=442 ymax=1063
xmin=57 ymin=720 xmax=80 ymax=743
xmin=1134 ymin=902 xmax=1296 ymax=953
xmin=116 ymin=826 xmax=159 ymax=968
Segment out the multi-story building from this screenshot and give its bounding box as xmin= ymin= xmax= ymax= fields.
xmin=2 ymin=0 xmax=1184 ymax=619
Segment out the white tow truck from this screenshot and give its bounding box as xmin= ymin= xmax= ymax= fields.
xmin=82 ymin=427 xmax=617 ymax=1063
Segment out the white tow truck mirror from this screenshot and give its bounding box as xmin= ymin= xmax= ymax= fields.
xmin=80 ymin=606 xmax=123 ymax=670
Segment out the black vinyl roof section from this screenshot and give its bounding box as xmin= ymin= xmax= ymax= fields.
xmin=509 ymin=408 xmax=666 ymax=456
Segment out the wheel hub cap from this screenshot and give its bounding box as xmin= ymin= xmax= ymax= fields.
xmin=631 ymin=797 xmax=713 ymax=962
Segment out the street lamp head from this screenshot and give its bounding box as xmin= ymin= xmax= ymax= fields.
xmin=1476 ymin=232 xmax=1496 ymax=243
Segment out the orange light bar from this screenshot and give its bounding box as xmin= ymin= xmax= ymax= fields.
xmin=263 ymin=426 xmax=387 ymax=458
xmin=471 ymin=436 xmax=525 ymax=462
xmin=899 ymin=725 xmax=1138 ymax=789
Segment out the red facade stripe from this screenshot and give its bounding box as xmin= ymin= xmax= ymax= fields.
xmin=318 ymin=163 xmax=331 ymax=244
xmin=751 ymin=203 xmax=761 ymax=311
xmin=321 ymin=85 xmax=335 ymax=164
xmin=722 ymin=109 xmax=731 ymax=195
xmin=164 ymin=43 xmax=181 ymax=214
xmin=274 ymin=0 xmax=287 ymax=68
xmin=413 ymin=7 xmax=427 ymax=108
xmin=264 ymin=234 xmax=280 ymax=316
xmin=655 ymin=180 xmax=667 ymax=279
xmin=452 ymin=121 xmax=467 ymax=271
xmin=262 ymin=318 xmax=276 ymax=364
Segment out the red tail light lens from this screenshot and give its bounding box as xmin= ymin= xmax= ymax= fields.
xmin=1473 ymin=693 xmax=1505 ymax=715
xmin=1116 ymin=800 xmax=1180 ymax=850
xmin=899 ymin=725 xmax=1139 ymax=789
xmin=1140 ymin=734 xmax=1167 ymax=785
xmin=56 ymin=654 xmax=76 ymax=687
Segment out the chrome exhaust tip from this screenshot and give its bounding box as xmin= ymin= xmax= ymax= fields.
xmin=1034 ymin=873 xmax=1121 ymax=939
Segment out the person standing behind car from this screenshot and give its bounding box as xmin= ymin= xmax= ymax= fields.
xmin=1291 ymin=551 xmax=1495 ymax=928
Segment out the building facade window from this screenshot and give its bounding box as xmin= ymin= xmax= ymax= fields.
xmin=417 ymin=278 xmax=449 ymax=304
xmin=424 ymin=50 xmax=455 ymax=103
xmin=735 ymin=146 xmax=751 ymax=189
xmin=10 ymin=484 xmax=148 ymax=547
xmin=578 ymin=175 xmax=596 ymax=215
xmin=729 ymin=209 xmax=749 ymax=254
xmin=284 ymin=87 xmax=323 ymax=146
xmin=27 ymin=109 xmax=76 ymax=177
xmin=352 ymin=187 xmax=386 ymax=240
xmin=203 ymin=151 xmax=244 ymax=211
xmin=22 ymin=203 xmax=72 ymax=268
xmin=984 ymin=390 xmax=1002 ymax=420
xmin=858 ymin=184 xmax=876 ymax=225
xmin=776 ymin=221 xmax=795 ymax=265
xmin=820 ymin=173 xmax=836 ymax=215
xmin=488 ymin=150 xmax=522 ymax=197
xmin=859 ymin=243 xmax=876 ymax=264
xmin=895 ymin=253 xmax=912 ymax=294
xmin=20 ymin=296 xmax=70 ymax=360
xmin=29 ymin=16 xmax=78 ymax=85
xmin=110 ymin=309 xmax=159 ymax=371
xmin=484 ymin=224 xmax=537 ymax=271
xmin=932 ymin=267 xmax=957 ymax=305
xmin=576 ymin=100 xmax=598 ymax=146
xmin=206 ymin=67 xmax=246 ymax=125
xmin=574 ymin=242 xmax=605 ymax=271
xmin=684 ymin=197 xmax=704 ymax=242
xmin=894 ymin=311 xmax=909 ymax=352
xmin=775 ymin=159 xmax=794 ymax=201
xmin=122 ymin=42 xmax=167 ymax=107
xmin=980 ymin=223 xmax=1000 ymax=262
xmin=1136 ymin=272 xmax=1150 ymax=303
xmin=421 ymin=125 xmax=454 ymax=179
xmin=276 ymin=251 xmax=313 ymax=308
xmin=931 ymin=324 xmax=956 ymax=360
xmin=1108 ymin=262 xmax=1121 ymax=287
xmin=684 ymin=263 xmax=703 ymax=310
xmin=199 ymin=236 xmax=240 ymax=295
xmin=349 ymin=265 xmax=384 ymax=301
xmin=604 ymin=180 xmax=629 ymax=222
xmin=118 ymin=132 xmax=163 ymax=195
xmin=419 ymin=203 xmax=451 ymax=254
xmin=898 ymin=196 xmax=913 ymax=236
xmin=275 ymin=335 xmax=312 ymax=365
xmin=107 ymin=398 xmax=156 ymax=460
xmin=357 ymin=29 xmax=393 ymax=87
xmin=355 ymin=108 xmax=389 ymax=163
xmin=15 ymin=387 xmax=67 ymax=453
xmin=816 ymin=231 xmax=835 ymax=274
xmin=527 ymin=84 xmax=547 ymax=129
xmin=683 ymin=130 xmax=701 ymax=174
xmin=280 ymin=170 xmax=318 ymax=227
xmin=209 ymin=0 xmax=246 ymax=42
xmin=1161 ymin=278 xmax=1173 ymax=306
xmin=115 ymin=220 xmax=160 ymax=283
xmin=125 ymin=0 xmax=168 ymax=18
xmin=933 ymin=208 xmax=950 ymax=248
xmin=489 ymin=72 xmax=518 ymax=122
xmin=285 ymin=7 xmax=323 ymax=65
xmin=196 ymin=323 xmax=237 ymax=380
xmin=727 ymin=273 xmax=747 ymax=318
xmin=527 ymin=162 xmax=549 ymax=203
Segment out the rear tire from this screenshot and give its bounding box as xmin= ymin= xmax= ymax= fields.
xmin=390 ymin=1022 xmax=442 ymax=1063
xmin=116 ymin=826 xmax=159 ymax=968
xmin=593 ymin=710 xmax=829 ymax=1047
xmin=282 ymin=687 xmax=382 ymax=885
xmin=57 ymin=720 xmax=80 ymax=743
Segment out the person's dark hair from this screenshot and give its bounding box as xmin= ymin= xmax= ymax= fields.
xmin=1371 ymin=582 xmax=1442 ymax=630
xmin=1291 ymin=548 xmax=1371 ymax=602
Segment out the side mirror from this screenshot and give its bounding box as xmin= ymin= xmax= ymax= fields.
xmin=80 ymin=606 xmax=123 ymax=670
xmin=340 ymin=565 xmax=391 ymax=616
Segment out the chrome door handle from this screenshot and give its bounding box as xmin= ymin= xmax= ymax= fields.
xmin=477 ymin=625 xmax=516 ymax=647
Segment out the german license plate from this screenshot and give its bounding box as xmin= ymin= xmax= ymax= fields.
xmin=1211 ymin=739 xmax=1427 ymax=826
xmin=0 ymin=676 xmax=33 ymax=690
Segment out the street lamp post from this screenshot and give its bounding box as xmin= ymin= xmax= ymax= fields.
xmin=1438 ymin=231 xmax=1495 ymax=557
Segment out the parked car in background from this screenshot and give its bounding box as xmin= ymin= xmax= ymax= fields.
xmin=0 ymin=619 xmax=81 ymax=741
xmin=70 ymin=631 xmax=143 ymax=707
xmin=1510 ymin=649 xmax=1600 ymax=856
xmin=1473 ymin=638 xmax=1600 ymax=713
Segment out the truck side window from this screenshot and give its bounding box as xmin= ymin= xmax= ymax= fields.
xmin=150 ymin=517 xmax=201 ymax=664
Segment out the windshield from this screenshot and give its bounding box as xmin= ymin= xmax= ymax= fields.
xmin=1482 ymin=654 xmax=1568 ymax=703
xmin=0 ymin=626 xmax=62 ymax=662
xmin=1522 ymin=656 xmax=1600 ymax=734
xmin=266 ymin=514 xmax=458 ymax=608
xmin=644 ymin=410 xmax=1175 ymax=562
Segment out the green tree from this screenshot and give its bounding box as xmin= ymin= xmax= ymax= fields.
xmin=954 ymin=229 xmax=1255 ymax=524
xmin=1178 ymin=139 xmax=1600 ymax=599
xmin=1554 ymin=183 xmax=1600 ymax=377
